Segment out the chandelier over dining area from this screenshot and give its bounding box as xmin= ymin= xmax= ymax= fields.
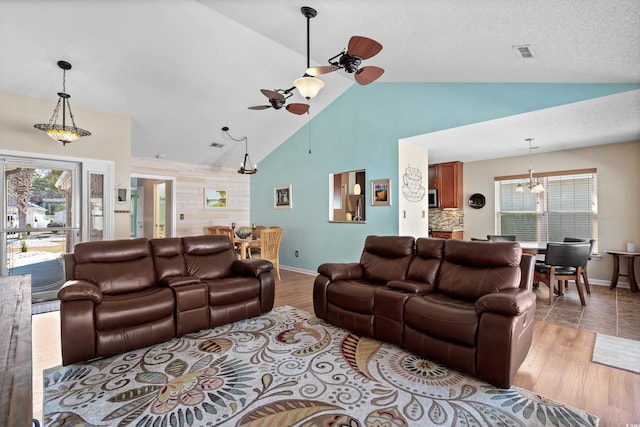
xmin=515 ymin=138 xmax=544 ymax=193
xmin=33 ymin=60 xmax=91 ymax=145
xmin=222 ymin=127 xmax=257 ymax=175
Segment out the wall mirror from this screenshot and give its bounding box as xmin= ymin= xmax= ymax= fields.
xmin=329 ymin=169 xmax=366 ymax=223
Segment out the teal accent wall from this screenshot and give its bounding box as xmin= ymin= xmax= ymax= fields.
xmin=251 ymin=83 xmax=639 ymax=272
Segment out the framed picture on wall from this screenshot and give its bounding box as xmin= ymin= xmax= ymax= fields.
xmin=371 ymin=179 xmax=391 ymax=206
xmin=274 ymin=185 xmax=292 ymax=209
xmin=204 ymin=188 xmax=227 ymax=208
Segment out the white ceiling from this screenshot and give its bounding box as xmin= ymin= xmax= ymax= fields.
xmin=1 ymin=0 xmax=638 ymax=167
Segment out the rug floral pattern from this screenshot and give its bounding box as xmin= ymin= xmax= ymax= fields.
xmin=43 ymin=306 xmax=598 ymax=427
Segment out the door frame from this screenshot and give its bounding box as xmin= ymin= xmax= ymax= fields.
xmin=1 ymin=149 xmax=115 ymax=277
xmin=130 ymin=173 xmax=176 ymax=238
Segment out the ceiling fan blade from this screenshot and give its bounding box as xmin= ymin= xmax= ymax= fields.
xmin=306 ymin=65 xmax=338 ymax=76
xmin=354 ymin=66 xmax=384 ymax=85
xmin=286 ymin=103 xmax=310 ymax=115
xmin=248 ymin=105 xmax=271 ymax=110
xmin=347 ymin=36 xmax=383 ymax=60
xmin=260 ymin=89 xmax=285 ymax=102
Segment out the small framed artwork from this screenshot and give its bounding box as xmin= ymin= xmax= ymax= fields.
xmin=371 ymin=179 xmax=392 ymax=206
xmin=204 ymin=188 xmax=227 ymax=208
xmin=274 ymin=185 xmax=292 ymax=209
xmin=116 ymin=185 xmax=128 ymax=205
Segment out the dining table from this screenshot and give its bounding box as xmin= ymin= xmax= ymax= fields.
xmin=234 ymin=238 xmax=260 ymax=260
xmin=519 ymin=242 xmax=547 ymax=255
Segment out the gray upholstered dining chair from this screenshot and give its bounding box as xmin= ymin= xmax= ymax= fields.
xmin=533 ymin=242 xmax=591 ymax=306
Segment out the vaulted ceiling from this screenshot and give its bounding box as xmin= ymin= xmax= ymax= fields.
xmin=1 ymin=0 xmax=638 ymax=167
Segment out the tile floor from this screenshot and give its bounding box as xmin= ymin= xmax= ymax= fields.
xmin=533 ymin=282 xmax=640 ymax=340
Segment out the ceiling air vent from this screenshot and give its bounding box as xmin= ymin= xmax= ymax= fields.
xmin=512 ymin=45 xmax=536 ymax=59
xmin=209 ymin=142 xmax=225 ymax=148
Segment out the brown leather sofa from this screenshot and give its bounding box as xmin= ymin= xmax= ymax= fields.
xmin=58 ymin=235 xmax=275 ymax=365
xmin=313 ymin=236 xmax=536 ymax=388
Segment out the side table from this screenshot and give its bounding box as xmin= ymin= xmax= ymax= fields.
xmin=605 ymin=250 xmax=640 ymax=292
xmin=0 ymin=274 xmax=33 ymax=426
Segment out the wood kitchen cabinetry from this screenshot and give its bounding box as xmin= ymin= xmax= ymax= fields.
xmin=429 ymin=161 xmax=463 ymax=208
xmin=431 ymin=230 xmax=464 ymax=240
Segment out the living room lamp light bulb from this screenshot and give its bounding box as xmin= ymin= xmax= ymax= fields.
xmin=294 ymin=6 xmax=324 ymax=100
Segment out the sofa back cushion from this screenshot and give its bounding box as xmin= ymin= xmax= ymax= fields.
xmin=73 ymin=238 xmax=156 ymax=295
xmin=150 ymin=237 xmax=187 ymax=280
xmin=182 ymin=235 xmax=236 ymax=279
xmin=437 ymin=240 xmax=522 ymax=300
xmin=360 ymin=235 xmax=415 ymax=283
xmin=406 ymin=238 xmax=445 ymax=285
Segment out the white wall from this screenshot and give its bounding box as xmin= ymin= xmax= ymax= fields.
xmin=0 ymin=90 xmax=132 ymax=239
xmin=463 ymin=140 xmax=640 ymax=285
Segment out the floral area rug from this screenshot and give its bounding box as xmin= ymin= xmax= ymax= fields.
xmin=43 ymin=306 xmax=598 ymax=427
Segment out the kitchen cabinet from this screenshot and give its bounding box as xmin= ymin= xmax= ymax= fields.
xmin=430 ymin=161 xmax=463 ymax=208
xmin=431 ymin=230 xmax=464 ymax=240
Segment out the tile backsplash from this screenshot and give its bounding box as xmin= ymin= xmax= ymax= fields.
xmin=429 ymin=208 xmax=464 ymax=231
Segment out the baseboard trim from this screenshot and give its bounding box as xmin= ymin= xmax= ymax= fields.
xmin=280 ymin=265 xmax=316 ymax=276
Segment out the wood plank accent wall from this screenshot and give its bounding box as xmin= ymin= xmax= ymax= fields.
xmin=130 ymin=157 xmax=250 ymax=237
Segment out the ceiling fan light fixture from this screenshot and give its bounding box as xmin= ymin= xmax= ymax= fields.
xmin=34 ymin=60 xmax=91 ymax=146
xmin=293 ymin=76 xmax=324 ymax=100
xmin=293 ymin=6 xmax=324 ymax=100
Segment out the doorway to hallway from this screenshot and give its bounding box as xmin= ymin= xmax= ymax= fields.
xmin=130 ymin=175 xmax=175 ymax=239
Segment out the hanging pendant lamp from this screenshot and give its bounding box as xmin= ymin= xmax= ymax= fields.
xmin=34 ymin=60 xmax=91 ymax=146
xmin=293 ymin=6 xmax=324 ymax=99
xmin=515 ymin=138 xmax=544 ymax=193
xmin=222 ymin=127 xmax=257 ymax=175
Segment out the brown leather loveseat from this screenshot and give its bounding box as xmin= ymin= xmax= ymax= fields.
xmin=313 ymin=236 xmax=536 ymax=388
xmin=58 ymin=234 xmax=274 ymax=365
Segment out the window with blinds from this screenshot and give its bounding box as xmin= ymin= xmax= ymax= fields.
xmin=494 ymin=169 xmax=598 ymax=252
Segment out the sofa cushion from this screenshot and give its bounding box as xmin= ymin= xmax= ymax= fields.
xmin=360 ymin=235 xmax=415 ymax=283
xmin=404 ymin=294 xmax=479 ymax=347
xmin=150 ymin=237 xmax=187 ymax=280
xmin=95 ymin=287 xmax=174 ymax=330
xmin=204 ymin=277 xmax=261 ymax=306
xmin=183 ymin=235 xmax=236 ymax=279
xmin=327 ymin=280 xmax=385 ymax=314
xmin=406 ymin=238 xmax=445 ymax=285
xmin=437 ymin=240 xmax=522 ymax=301
xmin=73 ymin=238 xmax=156 ymax=295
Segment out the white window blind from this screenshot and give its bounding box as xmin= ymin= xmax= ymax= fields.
xmin=495 ymin=169 xmax=598 ymax=252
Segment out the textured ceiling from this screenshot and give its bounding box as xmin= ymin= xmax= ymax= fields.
xmin=0 ymin=0 xmax=638 ymax=167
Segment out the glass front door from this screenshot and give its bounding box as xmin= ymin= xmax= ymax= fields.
xmin=1 ymin=157 xmax=80 ymax=302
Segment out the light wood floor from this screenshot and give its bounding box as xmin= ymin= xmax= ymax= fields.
xmin=32 ymin=269 xmax=639 ymax=426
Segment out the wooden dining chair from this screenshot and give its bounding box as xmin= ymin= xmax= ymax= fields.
xmin=534 ymin=242 xmax=591 ymax=305
xmin=258 ymin=227 xmax=284 ymax=281
xmin=207 ymin=226 xmax=240 ymax=258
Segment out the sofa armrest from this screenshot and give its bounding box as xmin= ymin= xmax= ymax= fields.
xmin=476 ymin=289 xmax=536 ymax=316
xmin=233 ymin=259 xmax=274 ymax=277
xmin=387 ymin=280 xmax=434 ymax=295
xmin=317 ymin=262 xmax=363 ymax=281
xmin=57 ymin=280 xmax=102 ymax=303
xmin=158 ymin=276 xmax=201 ymax=287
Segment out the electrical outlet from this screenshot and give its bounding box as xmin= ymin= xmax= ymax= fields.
xmin=295 ymin=250 xmax=299 ymax=257
xmin=459 ymin=218 xmax=463 ymax=224
xmin=179 ymin=213 xmax=184 ymax=220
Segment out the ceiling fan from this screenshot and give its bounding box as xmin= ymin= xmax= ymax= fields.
xmin=248 ymin=88 xmax=310 ymax=115
xmin=306 ymin=35 xmax=384 ymax=85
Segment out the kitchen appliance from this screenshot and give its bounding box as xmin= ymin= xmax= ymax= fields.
xmin=428 ymin=189 xmax=438 ymax=208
